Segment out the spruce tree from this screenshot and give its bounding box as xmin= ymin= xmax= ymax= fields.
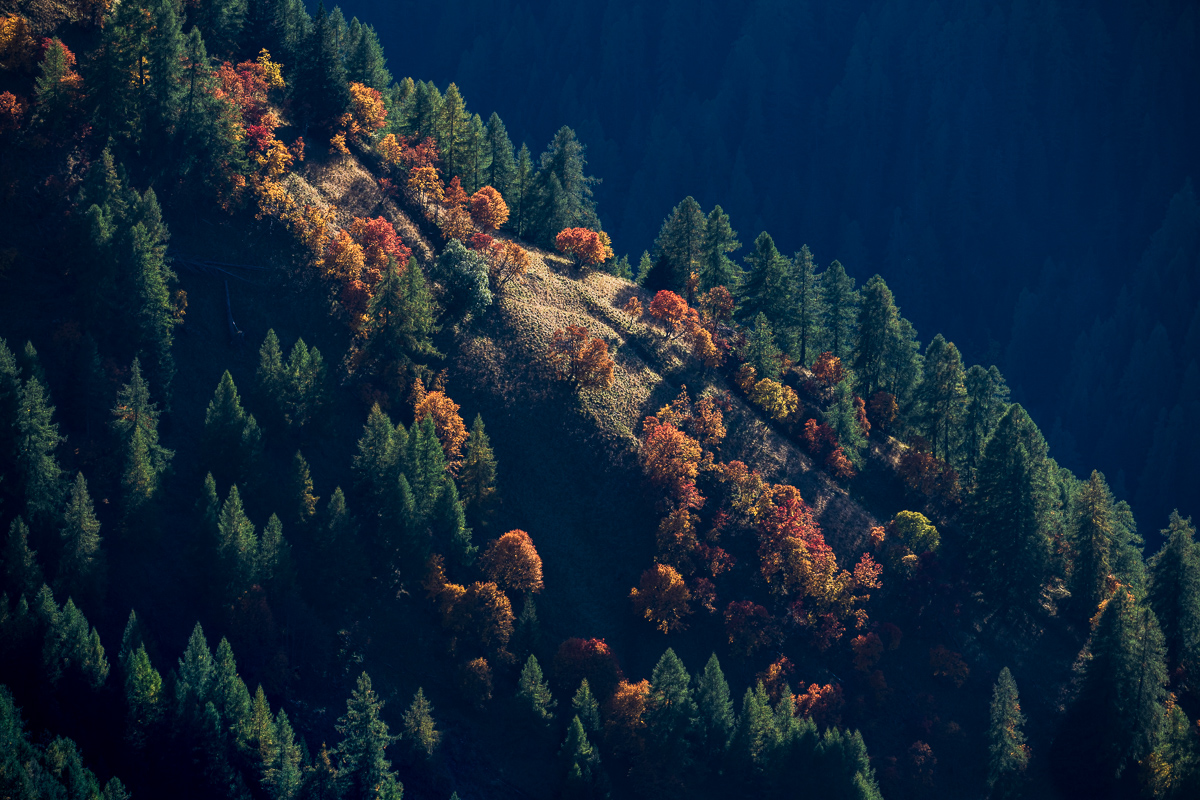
xmin=193 ymin=0 xmax=247 ymax=58
xmin=402 ymin=687 xmax=440 ymax=758
xmin=177 ymin=621 xmax=215 ymax=717
xmin=16 ymin=375 xmax=64 ymax=521
xmin=652 ymin=196 xmax=707 ymax=294
xmin=966 ymin=405 xmax=1056 ymax=622
xmin=820 ymin=260 xmax=858 ymax=361
xmin=734 ymin=681 xmax=776 ymax=776
xmin=531 ymin=126 xmax=599 ymax=244
xmin=1148 ymin=511 xmax=1200 ymax=676
xmin=353 ymin=403 xmax=399 ymax=517
xmin=256 ymin=329 xmax=286 ymax=427
xmin=886 ymin=316 xmax=923 ymax=429
xmin=572 ymin=679 xmax=601 ymax=734
xmin=4 ymin=517 xmax=43 ymax=599
xmin=695 ymin=654 xmax=734 ymax=760
xmin=915 ymin=334 xmax=966 ymax=464
xmin=636 ymin=251 xmax=654 ymax=286
xmin=217 ymin=484 xmax=258 ymax=592
xmin=437 ymin=83 xmax=471 ymax=182
xmin=259 ymin=513 xmax=290 ymax=587
xmin=485 ymin=112 xmax=517 ymax=201
xmin=146 ymin=0 xmax=185 ymax=142
xmin=336 ymin=672 xmax=402 ymax=800
xmin=431 ymin=476 xmax=474 ymax=565
xmin=987 ymin=667 xmax=1028 ymax=798
xmin=699 ymin=205 xmax=742 ymax=292
xmin=57 ymin=473 xmax=103 ymax=603
xmin=248 ymin=684 xmax=276 ymax=761
xmin=962 ymin=365 xmax=1010 ymax=487
xmin=823 ymin=377 xmax=868 ymax=466
xmin=203 ymin=370 xmax=263 ymax=485
xmin=112 ymin=357 xmax=173 ymax=507
xmin=518 ymin=654 xmax=556 ymax=722
xmin=791 ymin=246 xmax=824 ymax=367
xmin=212 ymin=637 xmax=252 ymax=742
xmin=285 ymin=338 xmax=327 ymax=430
xmin=743 ymin=313 xmax=783 ymax=381
xmin=0 ymin=339 xmax=21 ymax=501
xmin=128 ymin=195 xmax=180 ymax=394
xmin=124 ymin=644 xmax=162 ymax=748
xmin=365 ymin=258 xmax=441 ymax=372
xmin=344 ymin=19 xmax=391 ymax=90
xmin=459 ymin=414 xmax=497 ymax=526
xmin=463 ymin=113 xmax=490 ymax=193
xmin=560 ymin=715 xmax=607 ymax=799
xmin=264 ymin=709 xmax=304 ymax=800
xmin=853 ymin=275 xmax=902 ymax=397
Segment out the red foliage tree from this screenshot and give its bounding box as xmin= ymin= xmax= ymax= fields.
xmin=553 ymin=638 xmax=623 ymax=700
xmin=554 ymin=227 xmax=610 ymax=270
xmin=723 ymin=600 xmax=778 ymax=656
xmin=468 ymin=186 xmax=509 ymax=231
xmin=444 ymin=175 xmax=468 ymax=209
xmin=486 ymin=239 xmax=530 ymax=290
xmin=648 ymin=290 xmax=690 ymax=339
xmin=639 ymin=416 xmax=703 ymax=506
xmin=629 ymin=563 xmax=693 ymax=633
xmin=811 ymin=352 xmax=846 ymax=387
xmin=347 ymin=216 xmax=410 ymax=283
xmin=547 ymin=324 xmax=615 ymax=390
xmin=795 ymin=682 xmax=845 ymax=729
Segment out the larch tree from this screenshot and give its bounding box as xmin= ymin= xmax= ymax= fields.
xmin=531 ymin=126 xmax=599 ymax=244
xmin=437 ymin=82 xmax=470 ymax=181
xmin=743 ymin=313 xmax=783 ymax=381
xmin=481 ymin=529 xmax=544 ymax=596
xmin=344 ymin=18 xmax=391 ymax=90
xmin=1148 ymin=511 xmax=1200 ymax=677
xmin=192 ymin=0 xmax=246 ymax=58
xmin=820 ymin=260 xmax=858 ymax=362
xmin=510 ymin=143 xmax=535 ymax=237
xmin=335 ymin=672 xmax=403 ymax=800
xmin=987 ymin=667 xmax=1028 ymax=798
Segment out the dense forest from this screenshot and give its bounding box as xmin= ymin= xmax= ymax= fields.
xmin=331 ymin=0 xmax=1200 ymax=535
xmin=0 ymin=1 xmax=1197 ymax=799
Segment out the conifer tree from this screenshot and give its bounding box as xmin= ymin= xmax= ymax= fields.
xmin=57 ymin=473 xmax=103 ymax=603
xmin=437 ymin=83 xmax=471 ymax=182
xmin=518 ymin=654 xmax=556 ymax=722
xmin=791 ymin=246 xmax=824 ymax=367
xmin=299 ymin=2 xmax=350 ymax=127
xmin=1149 ymin=511 xmax=1200 ymax=677
xmin=743 ymin=314 xmax=783 ymax=381
xmin=915 ymin=334 xmax=966 ymax=464
xmin=353 ymin=403 xmax=399 ymax=517
xmin=636 ymin=251 xmax=654 ymax=286
xmin=962 ymin=365 xmax=1010 ymax=487
xmin=463 ymin=113 xmax=490 ymax=193
xmin=987 ymin=667 xmax=1028 ymax=798
xmin=16 ymin=375 xmax=64 ymax=521
xmin=177 ymin=621 xmax=215 ymax=717
xmin=560 ymin=715 xmax=607 ymax=799
xmin=335 ymin=672 xmax=403 ymax=799
xmin=212 ymin=637 xmax=252 ymax=743
xmin=248 ymin=684 xmax=276 ymax=762
xmin=853 ymin=275 xmax=902 ymax=397
xmin=823 ymin=378 xmax=868 ymax=466
xmin=344 ymin=19 xmax=391 ymax=90
xmin=405 ymin=415 xmax=448 ymax=526
xmin=112 ymin=358 xmax=173 ymax=507
xmin=217 ymin=484 xmax=258 ymax=592
xmin=146 ymin=0 xmax=185 ymax=141
xmin=193 ymin=0 xmax=247 ymax=58
xmin=284 ymin=338 xmax=327 ymax=430
xmin=432 ymin=476 xmax=474 ymax=565
xmin=1055 ymin=590 xmax=1167 ymax=791
xmin=820 ymin=260 xmax=858 ymax=362
xmin=511 ymin=143 xmax=535 ymax=237
xmin=736 ymin=232 xmax=792 ymax=330
xmin=0 ymin=339 xmax=20 ymax=499
xmin=128 ymin=195 xmax=180 ymax=393
xmin=32 ymin=38 xmax=79 ymax=138
xmin=263 ymin=708 xmax=304 ymax=800
xmin=531 ymin=126 xmax=599 ymax=244
xmin=459 ymin=414 xmax=497 ymax=526
xmin=403 ymin=687 xmax=440 ymax=758
xmin=203 ymin=371 xmax=263 ymax=486
xmin=259 ymin=513 xmax=290 ymax=587
xmin=5 ymin=517 xmax=43 ymax=599
xmin=734 ymin=681 xmax=776 ymax=775
xmin=365 ymin=258 xmax=441 ymax=371
xmin=572 ymin=679 xmax=601 ymax=734
xmin=652 ymin=196 xmax=707 ymax=294
xmin=699 ymin=205 xmax=742 ymax=293
xmin=1068 ymin=471 xmax=1118 ymax=619
xmin=646 ymin=648 xmax=698 ymax=776
xmin=695 ymin=654 xmax=734 ymax=760
xmin=290 ymin=451 xmax=320 ymax=525
xmin=257 ymin=329 xmax=287 ymax=427
xmin=124 ymin=643 xmax=163 ymax=748
xmin=485 ymin=112 xmax=517 ymax=201
xmin=967 ymin=405 xmax=1056 ymax=622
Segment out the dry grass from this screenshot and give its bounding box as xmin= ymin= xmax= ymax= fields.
xmin=291 ymin=154 xmax=435 ymax=265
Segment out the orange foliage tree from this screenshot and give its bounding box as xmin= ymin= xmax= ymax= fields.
xmin=408 ymin=165 xmax=443 ymax=206
xmin=450 ymin=581 xmax=514 ymax=656
xmin=794 ymin=682 xmax=844 ymax=729
xmin=0 ymin=91 xmax=23 ymax=132
xmin=414 ymin=390 xmax=469 ymax=467
xmin=811 ymin=352 xmax=846 ymax=387
xmin=629 ymin=563 xmax=692 ymax=633
xmin=604 ymin=679 xmax=650 ymax=758
xmin=0 ymin=15 xmax=37 ymax=72
xmin=553 ymin=638 xmax=623 ymax=700
xmin=468 ymin=186 xmax=509 ymax=231
xmin=347 ymin=216 xmax=410 ymax=283
xmin=546 ymin=325 xmax=615 ymax=390
xmin=699 ymin=285 xmax=735 ymax=322
xmin=377 ymin=133 xmax=403 ymax=166
xmin=444 ymin=176 xmax=468 ymax=209
xmin=439 ymin=206 xmax=475 ymax=242
xmin=621 ymin=296 xmax=643 ymax=327
xmin=485 ymin=239 xmax=530 ymax=291
xmin=480 ymin=529 xmax=544 ymax=596
xmin=648 ymin=291 xmax=690 ymax=339
xmin=346 ymin=82 xmax=387 ymax=138
xmin=757 ymin=656 xmax=795 ymax=702
xmin=555 ymin=227 xmax=610 ymax=270
xmin=868 ymin=391 xmax=899 ymax=431
xmin=639 ymin=416 xmax=703 ymax=507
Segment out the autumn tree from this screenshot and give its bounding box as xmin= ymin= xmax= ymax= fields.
xmin=485 ymin=239 xmax=530 ymax=291
xmin=408 ymin=165 xmax=443 ymax=206
xmin=555 ymin=227 xmax=610 ymax=270
xmin=630 ymin=564 xmax=693 ymax=633
xmin=547 ymin=325 xmax=615 ymax=390
xmin=414 ymin=390 xmax=469 ymax=467
xmin=481 ymin=529 xmax=544 ymax=596
xmin=639 ymin=416 xmax=702 ymax=506
xmin=648 ymin=290 xmax=690 ymax=339
xmin=987 ymin=667 xmax=1029 ymax=798
xmin=469 ymin=186 xmax=509 ymax=230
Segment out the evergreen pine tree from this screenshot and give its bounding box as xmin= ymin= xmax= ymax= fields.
xmin=212 ymin=636 xmax=252 ymax=743
xmin=915 ymin=334 xmax=966 ymax=464
xmin=511 ymin=143 xmax=535 ymax=238
xmin=820 ymin=260 xmax=858 ymax=362
xmin=217 ymin=484 xmax=258 ymax=592
xmin=1148 ymin=511 xmax=1200 ymax=677
xmin=112 ymin=357 xmax=173 ymax=507
xmin=987 ymin=667 xmax=1028 ymax=798
xmin=193 ymin=0 xmax=247 ymax=58
xmin=431 ymin=476 xmax=474 ymax=565
xmin=177 ymin=621 xmax=215 ymax=717
xmin=699 ymin=205 xmax=742 ymax=293
xmin=743 ymin=314 xmax=783 ymax=381
xmin=403 ymin=687 xmax=440 ymax=758
xmin=463 ymin=113 xmax=490 ymax=193
xmin=695 ymin=654 xmax=735 ymax=760
xmin=437 ymin=83 xmax=471 ymax=182
xmin=335 ymin=672 xmax=402 ymax=800
xmin=791 ymin=246 xmax=824 ymax=367
xmin=734 ymin=681 xmax=776 ymax=776
xmin=962 ymin=365 xmax=1010 ymax=487
xmin=57 ymin=473 xmax=103 ymax=603
xmin=459 ymin=414 xmax=497 ymax=526
xmin=257 ymin=329 xmax=287 ymax=427
xmin=572 ymin=679 xmax=601 ymax=734
xmin=1068 ymin=471 xmax=1118 ymax=619
xmin=823 ymin=377 xmax=868 ymax=466
xmin=636 ymin=251 xmax=654 ymax=286
xmin=531 ymin=127 xmax=599 ymax=245
xmin=290 ymin=450 xmax=320 ymax=525
xmin=263 ymin=708 xmax=304 ymax=800
xmin=32 ymin=38 xmax=78 ymax=138
xmin=124 ymin=643 xmax=162 ymax=748
xmin=353 ymin=403 xmax=399 ymax=517
xmin=248 ymin=684 xmax=276 ymax=762
xmin=518 ymin=654 xmax=556 ymax=722
xmin=203 ymin=370 xmax=263 ymax=486
xmin=16 ymin=375 xmax=64 ymax=521
xmin=485 ymin=112 xmax=517 ymax=201
xmin=736 ymin=232 xmax=791 ymax=330
xmin=259 ymin=513 xmax=290 ymax=587
xmin=344 ymin=19 xmax=391 ymax=90
xmin=646 ymin=648 xmax=698 ymax=776
xmin=966 ymin=405 xmax=1056 ymax=622
xmin=4 ymin=517 xmax=43 ymax=599
xmin=365 ymin=258 xmax=441 ymax=371
xmin=146 ymin=0 xmax=185 ymax=142
xmin=299 ymin=2 xmax=350 ymax=127
xmin=285 ymin=338 xmax=327 ymax=431
xmin=652 ymin=196 xmax=707 ymax=295
xmin=0 ymin=339 xmax=21 ymax=506
xmin=128 ymin=194 xmax=180 ymax=394
xmin=560 ymin=715 xmax=607 ymax=799
xmin=853 ymin=275 xmax=902 ymax=397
